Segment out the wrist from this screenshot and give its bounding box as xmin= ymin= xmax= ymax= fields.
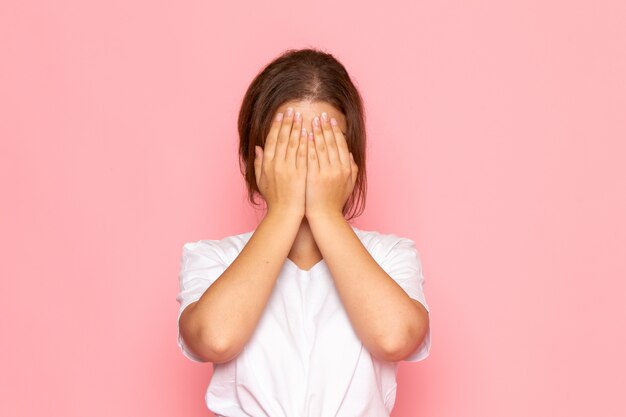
xmin=266 ymin=205 xmax=305 ymax=223
xmin=305 ymin=209 xmax=345 ymax=224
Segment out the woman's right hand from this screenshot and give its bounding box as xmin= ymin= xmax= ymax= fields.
xmin=254 ymin=107 xmax=309 ymax=219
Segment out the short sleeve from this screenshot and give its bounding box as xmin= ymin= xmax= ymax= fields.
xmin=379 ymin=237 xmax=431 ymax=362
xmin=176 ymin=241 xmax=228 ymax=362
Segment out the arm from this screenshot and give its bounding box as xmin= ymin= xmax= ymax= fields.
xmin=305 ymin=112 xmax=429 ymax=362
xmin=179 ymin=106 xmax=308 ymax=363
xmin=179 ymin=209 xmax=302 ymax=363
xmin=307 ymin=212 xmax=430 ymax=362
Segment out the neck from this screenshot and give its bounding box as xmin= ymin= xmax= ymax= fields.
xmin=288 ymin=217 xmax=322 ymax=265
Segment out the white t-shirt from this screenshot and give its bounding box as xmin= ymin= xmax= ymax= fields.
xmin=176 ymin=224 xmax=431 ymax=417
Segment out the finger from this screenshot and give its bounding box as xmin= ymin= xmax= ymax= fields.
xmin=286 ymin=110 xmax=303 ymax=165
xmin=329 ymin=116 xmax=350 ymax=169
xmin=307 ymin=129 xmax=319 ymax=174
xmin=349 ymin=152 xmax=358 ymax=185
xmin=254 ymin=145 xmax=263 ymax=185
xmin=297 ymin=125 xmax=308 ymax=171
xmin=275 ymin=107 xmax=295 ymax=161
xmin=320 ymin=112 xmax=341 ymax=165
xmin=312 ymin=114 xmax=330 ymax=170
xmin=264 ymin=111 xmax=284 ymax=161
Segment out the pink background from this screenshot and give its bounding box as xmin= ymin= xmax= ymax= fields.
xmin=2 ymin=1 xmax=625 ymax=416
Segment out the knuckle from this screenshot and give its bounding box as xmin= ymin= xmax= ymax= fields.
xmin=282 ymin=115 xmax=294 ymax=127
xmin=275 ymin=133 xmax=286 ymax=144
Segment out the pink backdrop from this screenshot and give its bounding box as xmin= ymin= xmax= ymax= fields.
xmin=2 ymin=1 xmax=624 ymax=416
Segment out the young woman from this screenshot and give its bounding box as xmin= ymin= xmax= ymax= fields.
xmin=176 ymin=48 xmax=431 ymax=417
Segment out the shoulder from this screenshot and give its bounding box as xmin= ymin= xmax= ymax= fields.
xmin=181 ymin=228 xmax=255 ymax=266
xmin=351 ymin=224 xmax=417 ymax=263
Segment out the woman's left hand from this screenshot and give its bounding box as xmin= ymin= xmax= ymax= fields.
xmin=305 ymin=111 xmax=358 ymax=219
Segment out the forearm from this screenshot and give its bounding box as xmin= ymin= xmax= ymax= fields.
xmin=188 ymin=208 xmax=302 ymax=361
xmin=307 ymin=212 xmax=427 ymax=361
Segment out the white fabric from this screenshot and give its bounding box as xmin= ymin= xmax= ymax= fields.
xmin=176 ymin=224 xmax=431 ymax=417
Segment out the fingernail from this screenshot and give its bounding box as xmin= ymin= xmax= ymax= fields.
xmin=295 ymin=111 xmax=301 ymax=121
xmin=286 ymin=107 xmax=293 ymax=117
xmin=276 ymin=112 xmax=283 ymax=121
xmin=321 ymin=112 xmax=328 ymax=121
xmin=313 ymin=116 xmax=320 ymax=127
xmin=330 ymin=117 xmax=337 ymax=126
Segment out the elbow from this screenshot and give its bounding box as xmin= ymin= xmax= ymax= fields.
xmin=382 ymin=328 xmax=428 ymax=362
xmin=377 ymin=337 xmax=412 ymax=363
xmin=180 ymin=304 xmax=239 ymax=363
xmin=181 ymin=328 xmax=237 ymax=364
xmin=381 ymin=309 xmax=430 ymax=362
xmin=196 ymin=331 xmax=239 ymax=364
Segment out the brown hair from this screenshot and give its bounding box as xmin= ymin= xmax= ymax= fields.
xmin=237 ymin=47 xmax=367 ymax=220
